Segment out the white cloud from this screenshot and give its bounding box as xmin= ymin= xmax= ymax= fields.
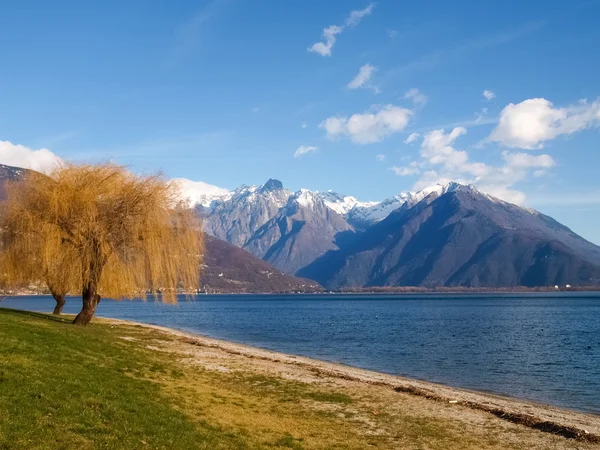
xmin=320 ymin=104 xmax=413 ymax=144
xmin=489 ymin=97 xmax=600 ymax=149
xmin=404 ymin=88 xmax=428 ymax=106
xmin=308 ymin=4 xmax=375 ymax=57
xmin=410 ymin=128 xmax=555 ymax=204
xmin=376 ymin=154 xmax=386 ymax=161
xmin=0 ymin=140 xmax=63 ymax=174
xmin=483 ymin=90 xmax=496 ymax=100
xmin=174 ymin=178 xmax=230 ymax=207
xmin=301 ymin=122 xmax=308 ymax=129
xmin=390 ymin=166 xmax=419 ymax=176
xmin=420 ymin=127 xmax=488 ymax=176
xmin=307 ymin=25 xmax=343 ymax=57
xmin=404 ymin=132 xmax=420 ymax=144
xmin=387 ymin=29 xmax=398 ymax=38
xmin=294 ymin=145 xmax=319 ymax=158
xmin=251 ymin=107 xmax=260 ymax=113
xmin=348 ymin=63 xmax=377 ymax=90
xmin=345 ymin=3 xmax=375 ymax=27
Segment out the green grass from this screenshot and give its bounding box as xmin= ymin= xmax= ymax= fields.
xmin=0 ymin=309 xmax=247 ymax=450
xmin=0 ymin=308 xmax=587 ymax=450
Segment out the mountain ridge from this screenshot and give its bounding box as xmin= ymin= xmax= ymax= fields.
xmin=298 ymin=185 xmax=600 ymax=288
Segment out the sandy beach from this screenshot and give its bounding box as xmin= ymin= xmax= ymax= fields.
xmin=101 ymin=317 xmax=600 ymax=448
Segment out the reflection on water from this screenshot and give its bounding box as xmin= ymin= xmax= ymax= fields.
xmin=2 ymin=292 xmax=599 ymax=414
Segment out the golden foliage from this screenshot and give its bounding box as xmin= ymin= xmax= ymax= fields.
xmin=0 ymin=163 xmax=203 ymax=314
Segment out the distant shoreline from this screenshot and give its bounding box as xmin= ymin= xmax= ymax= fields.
xmin=3 ymin=287 xmax=600 ymax=297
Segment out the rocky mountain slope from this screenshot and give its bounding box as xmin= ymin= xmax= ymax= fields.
xmin=298 ymin=183 xmax=600 ymax=288
xmin=244 ymin=190 xmax=354 ymax=274
xmin=201 ymin=179 xmax=291 ymax=248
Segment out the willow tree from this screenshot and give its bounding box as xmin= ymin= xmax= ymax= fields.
xmin=0 ymin=163 xmax=203 ymax=324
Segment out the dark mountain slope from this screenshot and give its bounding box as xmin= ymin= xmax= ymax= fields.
xmin=299 ymin=184 xmax=600 ymax=288
xmin=0 ymin=164 xmax=29 ymax=200
xmin=201 ymin=234 xmax=322 ymax=293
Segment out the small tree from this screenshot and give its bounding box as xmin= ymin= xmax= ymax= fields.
xmin=0 ymin=163 xmax=202 ymax=324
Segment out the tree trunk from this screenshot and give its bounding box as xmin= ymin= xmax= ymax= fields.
xmin=52 ymin=293 xmax=66 ymax=315
xmin=73 ymin=290 xmax=101 ymax=325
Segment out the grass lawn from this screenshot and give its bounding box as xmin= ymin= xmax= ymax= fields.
xmin=0 ymin=308 xmax=595 ymax=450
xmin=0 ymin=308 xmax=248 ymax=450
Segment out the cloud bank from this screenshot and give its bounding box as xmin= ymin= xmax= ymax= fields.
xmin=0 ymin=140 xmax=63 ymax=173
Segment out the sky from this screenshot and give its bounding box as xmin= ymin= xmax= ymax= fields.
xmin=1 ymin=0 xmax=600 ymax=242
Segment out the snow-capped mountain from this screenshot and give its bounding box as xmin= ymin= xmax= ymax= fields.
xmin=181 ymin=176 xmax=596 ymax=286
xmin=188 ymin=177 xmax=510 ymax=275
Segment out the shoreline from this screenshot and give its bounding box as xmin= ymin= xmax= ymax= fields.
xmin=3 ymin=288 xmax=600 ymax=297
xmin=100 ymin=316 xmax=600 ymax=443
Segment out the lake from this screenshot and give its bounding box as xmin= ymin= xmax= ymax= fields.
xmin=2 ymin=293 xmax=599 ymax=415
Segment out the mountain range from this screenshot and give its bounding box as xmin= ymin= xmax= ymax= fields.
xmin=3 ymin=163 xmax=600 ymax=290
xmin=185 ymin=178 xmax=600 ymax=288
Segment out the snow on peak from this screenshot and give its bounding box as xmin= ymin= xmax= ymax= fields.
xmin=178 ymin=176 xmax=533 ymax=225
xmin=288 ymin=189 xmax=377 ymax=215
xmin=319 ymin=191 xmax=377 ymax=215
xmin=293 ymin=189 xmax=320 ymax=209
xmin=348 ymin=182 xmax=481 ymax=226
xmin=174 ymin=178 xmax=231 ymax=208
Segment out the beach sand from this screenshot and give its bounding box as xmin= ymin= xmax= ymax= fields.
xmin=100 ymin=317 xmax=600 ymax=449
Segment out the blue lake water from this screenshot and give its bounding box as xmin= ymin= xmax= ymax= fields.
xmin=2 ymin=293 xmax=600 ymax=415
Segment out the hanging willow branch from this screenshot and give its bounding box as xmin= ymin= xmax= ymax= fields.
xmin=0 ymin=163 xmax=203 ymax=324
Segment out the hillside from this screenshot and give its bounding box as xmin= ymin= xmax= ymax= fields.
xmin=0 ymin=164 xmax=29 ymax=199
xmin=201 ymin=234 xmax=321 ymax=293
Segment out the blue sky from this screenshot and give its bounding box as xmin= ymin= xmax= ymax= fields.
xmin=1 ymin=0 xmax=600 ymax=241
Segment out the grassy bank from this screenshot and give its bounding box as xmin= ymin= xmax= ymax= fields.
xmin=0 ymin=308 xmax=597 ymax=449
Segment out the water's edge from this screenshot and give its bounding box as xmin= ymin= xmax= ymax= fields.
xmin=2 ymin=293 xmax=599 ymax=415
